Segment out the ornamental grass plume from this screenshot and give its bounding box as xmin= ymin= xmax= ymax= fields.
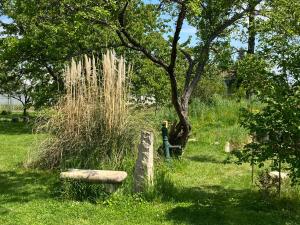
xmin=29 ymin=50 xmax=137 ymax=169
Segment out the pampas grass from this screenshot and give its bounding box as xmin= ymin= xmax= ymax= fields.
xmin=30 ymin=50 xmax=136 ymax=169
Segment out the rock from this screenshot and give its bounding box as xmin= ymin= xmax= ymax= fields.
xmin=246 ymin=136 xmax=253 ymax=144
xmin=188 ymin=138 xmax=197 ymax=142
xmin=60 ymin=169 xmax=128 ymax=184
xmin=269 ymin=171 xmax=288 ymax=180
xmin=224 ymin=141 xmax=232 ymax=153
xmin=134 ymin=131 xmax=154 ymax=192
xmin=23 ymin=116 xmax=30 ymax=123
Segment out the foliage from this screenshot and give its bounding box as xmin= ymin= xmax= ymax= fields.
xmin=130 ymin=57 xmax=171 ymax=106
xmin=192 ymin=65 xmax=226 ymax=103
xmin=1 ymin=110 xmax=11 ymax=115
xmin=256 ymin=169 xmax=280 ymax=196
xmin=0 ymin=0 xmax=115 ymax=107
xmin=237 ymin=0 xmax=300 ymax=186
xmin=239 ymin=83 xmax=300 ymax=183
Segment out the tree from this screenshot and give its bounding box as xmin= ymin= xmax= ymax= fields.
xmin=1 ymin=0 xmax=266 ymax=149
xmin=0 ymin=62 xmax=35 ymax=116
xmin=114 ymin=0 xmax=263 ymax=148
xmin=0 ymin=0 xmax=116 ymax=107
xmin=238 ymin=0 xmax=300 ymax=191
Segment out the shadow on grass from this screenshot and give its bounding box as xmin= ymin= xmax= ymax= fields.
xmin=153 ymin=173 xmax=300 ymax=225
xmin=162 ymin=185 xmax=300 ymax=225
xmin=187 ymin=155 xmax=224 ymax=164
xmin=0 ymin=121 xmax=33 ymax=135
xmin=0 ymin=206 xmax=10 ymax=215
xmin=0 ymin=170 xmax=59 ymax=204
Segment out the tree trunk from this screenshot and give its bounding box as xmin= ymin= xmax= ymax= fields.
xmin=167 ymin=46 xmax=209 ymax=152
xmin=23 ymin=107 xmax=28 ymax=117
xmin=168 ymin=94 xmax=191 ymax=152
xmin=278 ymin=156 xmax=282 ymax=197
xmin=247 ymin=3 xmax=256 ymax=55
xmin=246 ymin=1 xmax=256 ymax=99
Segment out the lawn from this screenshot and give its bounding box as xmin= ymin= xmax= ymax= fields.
xmin=1 ymin=103 xmax=300 ymax=225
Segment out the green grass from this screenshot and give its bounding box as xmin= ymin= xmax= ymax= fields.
xmin=1 ymin=101 xmax=300 ymax=225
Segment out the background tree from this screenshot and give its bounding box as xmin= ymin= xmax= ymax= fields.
xmin=0 ymin=61 xmax=38 ymax=116
xmin=238 ymin=0 xmax=300 ymax=192
xmin=0 ymin=0 xmax=117 ymax=106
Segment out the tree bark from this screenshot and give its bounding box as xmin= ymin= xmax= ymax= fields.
xmin=23 ymin=107 xmax=27 ymax=117
xmin=168 ymin=93 xmax=191 ymax=150
xmin=246 ymin=1 xmax=256 ymax=99
xmin=247 ymin=1 xmax=256 ymax=55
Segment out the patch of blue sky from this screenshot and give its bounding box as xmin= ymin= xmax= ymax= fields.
xmin=144 ymin=0 xmax=244 ymax=49
xmin=0 ymin=15 xmax=12 ymax=23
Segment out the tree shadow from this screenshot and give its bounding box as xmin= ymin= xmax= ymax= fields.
xmin=163 ymin=185 xmax=300 ymax=225
xmin=187 ymin=155 xmax=224 ymax=164
xmin=0 ymin=121 xmax=33 ymax=135
xmin=0 ymin=170 xmax=59 ymax=204
xmin=0 ymin=206 xmax=10 ymax=215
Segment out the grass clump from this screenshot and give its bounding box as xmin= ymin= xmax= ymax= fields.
xmin=30 ymin=51 xmax=138 ymax=170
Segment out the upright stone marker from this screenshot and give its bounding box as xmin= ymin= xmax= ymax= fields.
xmin=134 ymin=131 xmax=154 ymax=192
xmin=224 ymin=141 xmax=232 ymax=153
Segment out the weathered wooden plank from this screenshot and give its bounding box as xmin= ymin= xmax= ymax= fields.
xmin=60 ymin=169 xmax=127 ymax=184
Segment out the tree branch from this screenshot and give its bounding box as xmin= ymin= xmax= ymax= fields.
xmin=180 ymin=48 xmax=195 ymax=90
xmin=117 ymin=2 xmax=169 ymax=70
xmin=168 ymin=3 xmax=187 ymax=73
xmin=208 ymin=0 xmax=262 ymax=42
xmin=182 ymin=0 xmax=263 ymax=101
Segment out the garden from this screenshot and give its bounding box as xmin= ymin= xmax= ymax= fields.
xmin=0 ymin=0 xmax=300 ymax=224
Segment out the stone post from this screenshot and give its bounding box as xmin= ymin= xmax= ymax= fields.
xmin=134 ymin=131 xmax=154 ymax=192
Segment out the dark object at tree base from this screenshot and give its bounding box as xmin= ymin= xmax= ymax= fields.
xmin=23 ymin=116 xmax=30 ymax=123
xmin=11 ymin=117 xmax=19 ymax=123
xmin=161 ymin=121 xmax=182 ymax=159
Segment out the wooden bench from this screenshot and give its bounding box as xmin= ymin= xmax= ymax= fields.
xmin=60 ymin=169 xmax=128 ymax=192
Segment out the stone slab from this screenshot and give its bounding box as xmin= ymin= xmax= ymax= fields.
xmin=60 ymin=169 xmax=127 ymax=184
xmin=269 ymin=171 xmax=288 ymax=180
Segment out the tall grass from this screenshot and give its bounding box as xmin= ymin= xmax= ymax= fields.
xmin=30 ymin=51 xmax=137 ymax=169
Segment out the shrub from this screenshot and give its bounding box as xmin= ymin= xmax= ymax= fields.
xmin=1 ymin=110 xmax=12 ymax=115
xmin=30 ymin=51 xmax=139 ymax=169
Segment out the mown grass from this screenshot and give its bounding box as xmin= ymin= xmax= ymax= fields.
xmin=1 ymin=98 xmax=300 ymax=225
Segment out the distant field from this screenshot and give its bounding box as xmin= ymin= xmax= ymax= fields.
xmin=1 ymin=99 xmax=300 ymax=225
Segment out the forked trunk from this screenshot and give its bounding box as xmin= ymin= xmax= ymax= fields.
xmin=168 ymin=95 xmax=191 ymax=153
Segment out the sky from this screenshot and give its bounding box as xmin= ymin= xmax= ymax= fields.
xmin=0 ymin=15 xmax=12 ymax=35
xmin=0 ymin=15 xmax=12 ymax=23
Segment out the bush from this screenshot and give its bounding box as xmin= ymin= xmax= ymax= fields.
xmin=1 ymin=110 xmax=12 ymax=115
xmin=30 ymin=51 xmax=140 ymax=170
